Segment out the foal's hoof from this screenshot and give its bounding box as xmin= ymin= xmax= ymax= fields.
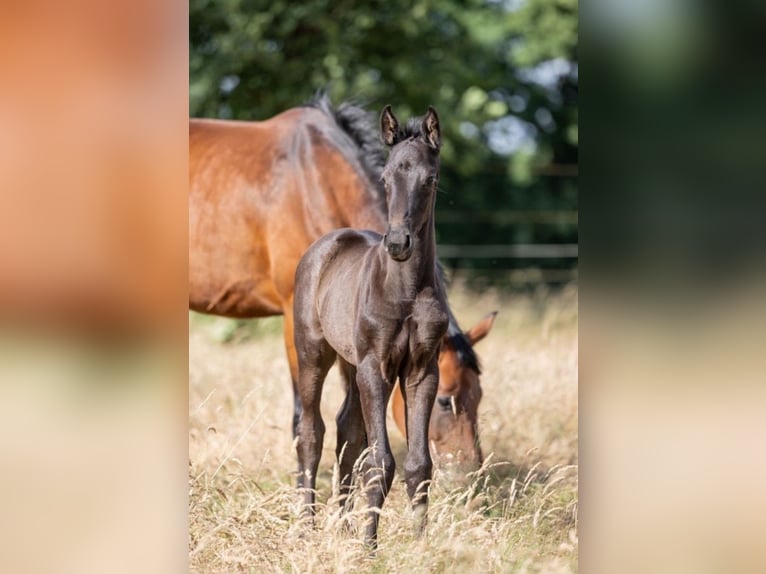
xmin=363 ymin=537 xmax=379 ymax=554
xmin=412 ymin=505 xmax=427 ymax=536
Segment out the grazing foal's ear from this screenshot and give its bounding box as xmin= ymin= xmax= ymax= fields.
xmin=465 ymin=311 xmax=498 ymax=346
xmin=421 ymin=106 xmax=440 ymax=150
xmin=380 ymin=105 xmax=400 ymax=146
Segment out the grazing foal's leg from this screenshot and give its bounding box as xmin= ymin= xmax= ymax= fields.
xmin=335 ymin=359 xmax=366 ymax=515
xmin=403 ymin=360 xmax=440 ymax=535
xmin=356 ymin=356 xmax=396 ymax=547
xmin=295 ymin=338 xmax=335 ymax=519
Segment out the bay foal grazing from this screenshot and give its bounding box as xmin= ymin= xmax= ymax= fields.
xmin=189 ymin=95 xmax=490 ymax=473
xmin=294 ymin=106 xmax=447 ymax=545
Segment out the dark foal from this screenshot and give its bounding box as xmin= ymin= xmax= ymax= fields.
xmin=293 ymin=105 xmax=447 ymax=546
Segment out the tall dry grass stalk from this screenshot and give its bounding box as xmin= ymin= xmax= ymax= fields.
xmin=190 ymin=285 xmax=578 ymax=573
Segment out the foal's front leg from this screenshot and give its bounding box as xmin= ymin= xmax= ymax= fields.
xmin=403 ymin=359 xmax=439 ymax=535
xmin=356 ymin=356 xmax=396 ymax=547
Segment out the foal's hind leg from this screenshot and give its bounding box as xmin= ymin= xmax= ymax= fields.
xmin=335 ymin=359 xmax=366 ymax=515
xmin=295 ymin=338 xmax=335 ymax=520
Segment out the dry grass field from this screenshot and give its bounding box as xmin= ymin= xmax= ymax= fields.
xmin=189 ymin=284 xmax=578 ymax=573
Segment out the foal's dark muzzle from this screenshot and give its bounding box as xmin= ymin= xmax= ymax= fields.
xmin=384 ymin=227 xmax=413 ymax=261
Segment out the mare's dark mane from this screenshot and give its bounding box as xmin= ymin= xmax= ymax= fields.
xmin=306 ymin=92 xmax=385 ymax=199
xmin=308 ymin=93 xmax=479 ymax=374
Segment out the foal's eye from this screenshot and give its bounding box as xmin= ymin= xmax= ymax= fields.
xmin=425 ymin=176 xmax=437 ymax=187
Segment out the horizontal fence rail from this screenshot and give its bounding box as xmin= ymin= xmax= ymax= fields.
xmin=436 ymin=210 xmax=578 ymax=225
xmin=444 ymin=267 xmax=578 ymax=286
xmin=434 ymin=208 xmax=578 ymax=284
xmin=438 ymin=244 xmax=578 ymax=259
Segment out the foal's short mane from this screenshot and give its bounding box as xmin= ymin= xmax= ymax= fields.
xmin=382 ymin=115 xmax=432 ymax=144
xmin=307 ymin=93 xmax=479 ymax=374
xmin=403 ymin=117 xmax=427 ymax=139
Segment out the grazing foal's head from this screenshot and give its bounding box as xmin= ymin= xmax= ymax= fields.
xmin=379 ymin=106 xmax=441 ymax=262
xmin=430 ymin=312 xmax=497 ymax=475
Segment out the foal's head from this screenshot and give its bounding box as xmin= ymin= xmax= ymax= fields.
xmin=379 ymin=106 xmax=441 ymax=262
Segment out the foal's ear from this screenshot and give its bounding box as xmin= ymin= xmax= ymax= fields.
xmin=380 ymin=105 xmax=400 ymax=146
xmin=421 ymin=106 xmax=440 ymax=150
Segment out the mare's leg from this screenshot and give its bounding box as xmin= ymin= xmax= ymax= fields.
xmin=402 ymin=359 xmax=439 ymax=535
xmin=295 ymin=336 xmax=335 ymax=519
xmin=335 ymin=359 xmax=366 ymax=514
xmin=282 ymin=300 xmax=302 ymax=439
xmin=356 ymin=356 xmax=396 ymax=547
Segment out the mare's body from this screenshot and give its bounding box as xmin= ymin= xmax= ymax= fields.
xmin=189 ymin=97 xmax=384 ymax=429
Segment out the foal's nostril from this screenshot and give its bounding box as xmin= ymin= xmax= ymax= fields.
xmin=404 ymin=235 xmax=411 ymax=250
xmin=436 ymin=396 xmax=451 ymax=410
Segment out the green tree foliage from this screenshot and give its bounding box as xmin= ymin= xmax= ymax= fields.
xmin=190 ymin=0 xmax=578 ymax=282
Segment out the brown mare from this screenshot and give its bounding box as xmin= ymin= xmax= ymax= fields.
xmin=294 ymin=105 xmax=447 ymax=545
xmin=190 ymin=96 xmax=384 ymax=424
xmin=189 ymin=95 xmax=489 ymax=470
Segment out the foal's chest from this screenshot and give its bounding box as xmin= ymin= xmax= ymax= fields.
xmin=407 ymin=288 xmax=449 ymax=361
xmin=373 ymin=288 xmax=448 ymax=383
